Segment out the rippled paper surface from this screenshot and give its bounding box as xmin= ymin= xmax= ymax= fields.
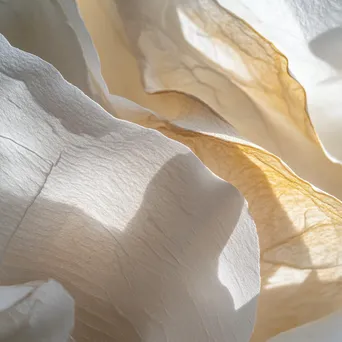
xmin=0 ymin=34 xmax=259 ymax=341
xmin=74 ymin=3 xmax=342 ymax=338
xmin=1 ymin=0 xmax=342 ymax=341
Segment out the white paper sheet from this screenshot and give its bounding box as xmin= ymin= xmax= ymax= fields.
xmin=0 ymin=34 xmax=259 ymax=341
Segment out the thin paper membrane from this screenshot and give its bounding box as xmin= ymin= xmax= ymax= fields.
xmin=77 ymin=0 xmax=342 ymax=200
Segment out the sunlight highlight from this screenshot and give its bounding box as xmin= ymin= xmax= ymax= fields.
xmin=264 ymin=267 xmax=311 ymax=290
xmin=176 ymin=7 xmax=251 ymax=81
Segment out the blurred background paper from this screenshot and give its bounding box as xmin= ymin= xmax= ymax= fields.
xmin=0 ymin=280 xmax=74 ymax=342
xmin=268 ymin=310 xmax=342 ymax=342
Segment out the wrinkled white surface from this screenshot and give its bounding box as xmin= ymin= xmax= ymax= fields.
xmin=268 ymin=310 xmax=342 ymax=342
xmin=0 ymin=280 xmax=74 ymax=342
xmin=217 ymin=0 xmax=342 ymax=162
xmin=0 ymin=35 xmax=259 ymax=341
xmin=2 ymin=1 xmax=341 ymax=340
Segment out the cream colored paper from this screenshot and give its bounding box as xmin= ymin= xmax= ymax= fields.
xmin=217 ymin=0 xmax=342 ymax=164
xmin=76 ymin=0 xmax=342 ymax=200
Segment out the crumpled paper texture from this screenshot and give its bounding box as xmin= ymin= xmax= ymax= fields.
xmin=1 ymin=0 xmax=342 ymax=341
xmin=76 ymin=1 xmax=342 ymax=340
xmin=0 ymin=33 xmax=259 ymax=341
